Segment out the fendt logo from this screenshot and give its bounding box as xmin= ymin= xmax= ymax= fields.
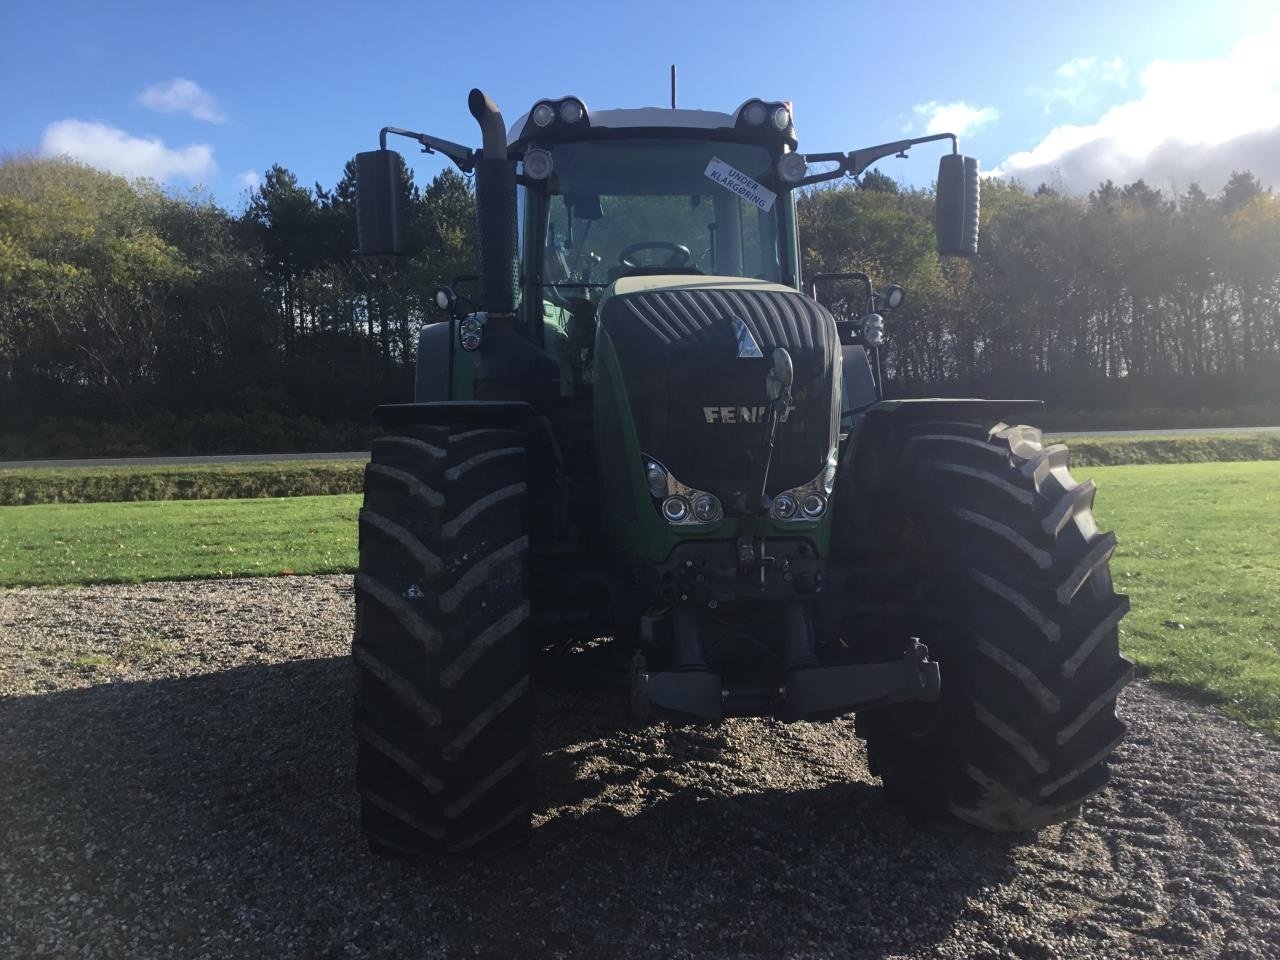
xmin=703 ymin=405 xmax=795 ymax=424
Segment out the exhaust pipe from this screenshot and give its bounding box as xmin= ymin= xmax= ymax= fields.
xmin=469 ymin=88 xmax=518 ymax=316
xmin=469 ymin=89 xmax=508 ymax=160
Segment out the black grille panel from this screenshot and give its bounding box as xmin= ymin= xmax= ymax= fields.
xmin=600 ymin=283 xmax=839 ymax=501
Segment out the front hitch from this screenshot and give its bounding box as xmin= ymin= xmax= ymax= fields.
xmin=631 ymin=639 xmax=941 ymax=721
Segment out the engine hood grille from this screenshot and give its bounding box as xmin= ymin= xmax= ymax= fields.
xmin=598 ymin=277 xmax=840 ymax=504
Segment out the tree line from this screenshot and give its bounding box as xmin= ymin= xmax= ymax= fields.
xmin=1 ymin=155 xmax=1277 ymax=456
xmin=801 ymin=168 xmax=1280 ymax=421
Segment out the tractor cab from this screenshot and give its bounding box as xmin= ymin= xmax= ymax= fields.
xmin=507 ymin=100 xmax=801 ymax=397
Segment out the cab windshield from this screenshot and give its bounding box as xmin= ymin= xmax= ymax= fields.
xmin=536 ymin=139 xmax=785 ymax=298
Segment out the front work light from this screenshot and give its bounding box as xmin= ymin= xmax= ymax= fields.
xmin=742 ymin=101 xmax=767 ymax=126
xmin=523 ymin=147 xmax=554 ymax=180
xmin=558 ymin=99 xmax=585 ymax=124
xmin=531 ymin=103 xmax=556 ymax=128
xmin=772 ymin=493 xmax=799 ymax=520
xmin=777 ymin=152 xmax=807 ymax=184
xmin=771 ymin=105 xmax=791 ymax=130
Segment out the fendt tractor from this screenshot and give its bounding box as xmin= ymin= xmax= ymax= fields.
xmin=349 ymin=87 xmax=1132 ymax=857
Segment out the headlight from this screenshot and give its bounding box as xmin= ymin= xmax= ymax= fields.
xmin=531 ymin=103 xmax=556 ymax=128
xmin=644 ymin=455 xmax=720 ymax=524
xmin=777 ymin=152 xmax=807 ymax=184
xmin=523 ymin=147 xmax=553 ymax=180
xmin=459 ymin=316 xmax=484 ymax=351
xmin=771 ymin=105 xmax=792 ymax=130
xmin=662 ymin=496 xmax=690 ymax=523
xmin=772 ymin=454 xmax=837 ymax=523
xmin=645 ymin=461 xmax=668 ymax=498
xmin=558 ymin=99 xmax=585 ymax=124
xmin=861 ymin=313 xmax=886 ymax=346
xmin=692 ymin=494 xmax=722 ymax=523
xmin=801 ymin=493 xmax=827 ymax=519
xmin=772 ymin=494 xmax=798 ymax=520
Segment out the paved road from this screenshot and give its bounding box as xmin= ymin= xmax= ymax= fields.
xmin=2 ymin=425 xmax=1277 ymax=470
xmin=1050 ymin=425 xmax=1280 ymax=438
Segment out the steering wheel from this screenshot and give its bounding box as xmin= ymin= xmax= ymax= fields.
xmin=618 ymin=241 xmax=692 ymax=270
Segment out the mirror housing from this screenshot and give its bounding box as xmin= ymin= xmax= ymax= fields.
xmin=355 ymin=149 xmax=404 ymax=256
xmin=936 ymin=154 xmax=980 ymax=256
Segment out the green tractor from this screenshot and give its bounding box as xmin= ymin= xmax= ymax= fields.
xmin=350 ymin=89 xmax=1131 ymax=857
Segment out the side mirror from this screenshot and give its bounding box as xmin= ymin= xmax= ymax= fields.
xmin=936 ymin=154 xmax=979 ymax=256
xmin=882 ymin=284 xmax=905 ymax=310
xmin=355 ymin=149 xmax=404 ymax=256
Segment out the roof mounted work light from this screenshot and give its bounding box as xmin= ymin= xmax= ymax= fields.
xmin=519 ymin=97 xmax=591 ymax=140
xmin=734 ymin=99 xmax=797 ymax=145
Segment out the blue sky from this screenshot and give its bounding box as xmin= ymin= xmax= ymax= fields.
xmin=3 ymin=0 xmax=1278 ymax=207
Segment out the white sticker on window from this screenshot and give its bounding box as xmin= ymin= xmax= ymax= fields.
xmin=704 ymin=157 xmax=777 ymax=213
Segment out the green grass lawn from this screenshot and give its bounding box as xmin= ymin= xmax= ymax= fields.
xmin=2 ymin=462 xmax=1278 ymax=735
xmin=1084 ymin=461 xmax=1280 ymax=736
xmin=0 ymin=495 xmax=360 ymax=586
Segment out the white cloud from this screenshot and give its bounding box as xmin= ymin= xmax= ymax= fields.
xmin=912 ymin=101 xmax=1000 ymax=137
xmin=1036 ymin=56 xmax=1128 ymax=110
xmin=993 ymin=21 xmax=1280 ymax=192
xmin=236 ymin=169 xmax=261 ymax=190
xmin=138 ymin=78 xmax=226 ymax=124
xmin=40 ymin=119 xmax=215 ymax=182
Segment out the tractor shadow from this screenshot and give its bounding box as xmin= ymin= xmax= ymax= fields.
xmin=0 ymin=656 xmax=1026 ymax=958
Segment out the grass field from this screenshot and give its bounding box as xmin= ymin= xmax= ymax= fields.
xmin=1086 ymin=462 xmax=1280 ymax=737
xmin=0 ymin=495 xmax=360 ymax=585
xmin=2 ymin=461 xmax=1278 ymax=735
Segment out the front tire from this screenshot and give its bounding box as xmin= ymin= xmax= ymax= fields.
xmin=853 ymin=421 xmax=1131 ymax=831
xmin=353 ymin=425 xmax=533 ymax=857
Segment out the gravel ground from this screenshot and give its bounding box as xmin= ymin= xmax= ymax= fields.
xmin=1 ymin=576 xmax=1278 ymax=960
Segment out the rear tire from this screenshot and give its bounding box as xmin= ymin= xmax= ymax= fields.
xmin=851 ymin=421 xmax=1131 ymax=831
xmin=353 ymin=425 xmax=533 ymax=857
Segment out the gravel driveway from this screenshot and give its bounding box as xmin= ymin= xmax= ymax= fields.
xmin=2 ymin=576 xmax=1278 ymax=959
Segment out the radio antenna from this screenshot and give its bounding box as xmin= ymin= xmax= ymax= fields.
xmin=670 ymin=64 xmax=677 ymax=109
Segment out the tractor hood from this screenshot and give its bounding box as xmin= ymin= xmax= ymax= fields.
xmin=596 ymin=276 xmax=840 ymax=508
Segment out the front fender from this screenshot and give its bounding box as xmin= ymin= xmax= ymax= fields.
xmin=834 ymin=397 xmax=1044 ymax=541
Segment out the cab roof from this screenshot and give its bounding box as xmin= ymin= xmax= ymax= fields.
xmin=506 ymin=106 xmax=737 ymax=146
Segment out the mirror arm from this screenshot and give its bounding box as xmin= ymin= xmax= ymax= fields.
xmin=379 ymin=126 xmax=476 ymax=172
xmin=797 ymin=133 xmax=959 ymax=186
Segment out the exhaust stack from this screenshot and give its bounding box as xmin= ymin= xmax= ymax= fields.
xmin=469 ymin=88 xmax=518 ymax=316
